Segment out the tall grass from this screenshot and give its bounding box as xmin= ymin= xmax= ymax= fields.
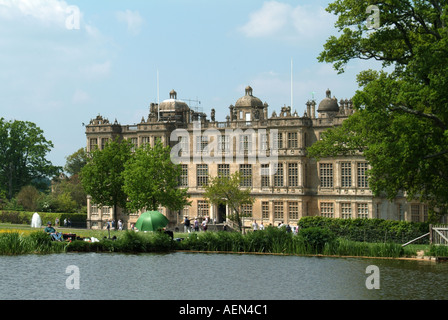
xmin=177 ymin=227 xmax=412 ymax=258
xmin=0 ymin=231 xmax=67 ymax=255
xmin=66 ymin=230 xmax=175 ymax=253
xmin=0 ymin=227 xmax=438 ymax=259
xmin=428 ymin=244 xmax=448 ymax=257
xmin=324 ymin=239 xmax=405 ymax=258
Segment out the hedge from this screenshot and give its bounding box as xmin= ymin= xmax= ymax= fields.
xmin=298 ymin=216 xmax=430 ymax=244
xmin=0 ymin=211 xmax=87 ymax=228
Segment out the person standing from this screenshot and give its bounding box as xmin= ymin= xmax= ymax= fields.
xmin=194 ymin=218 xmax=199 ymax=232
xmin=259 ymin=222 xmax=265 ymax=230
xmin=106 ymin=220 xmax=111 ymax=239
xmin=118 ymin=219 xmax=123 ymax=231
xmin=183 ymin=216 xmax=191 ymax=233
xmin=252 ymin=220 xmax=259 ymax=231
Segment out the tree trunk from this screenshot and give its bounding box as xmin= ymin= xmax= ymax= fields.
xmin=113 ymin=204 xmax=119 ymax=231
xmin=8 ymin=162 xmax=13 ymax=200
xmin=231 ymin=206 xmax=242 ymax=233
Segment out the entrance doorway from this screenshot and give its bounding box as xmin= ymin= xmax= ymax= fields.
xmin=217 ymin=204 xmax=226 ymax=223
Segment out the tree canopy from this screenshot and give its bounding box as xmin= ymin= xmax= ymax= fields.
xmin=65 ymin=148 xmax=88 ymax=177
xmin=0 ymin=118 xmax=60 ymax=200
xmin=122 ymin=140 xmax=190 ymax=212
xmin=203 ymin=171 xmax=254 ymax=232
xmin=81 ymin=138 xmax=190 ymax=226
xmin=81 ymin=138 xmax=133 ymax=226
xmin=308 ymin=0 xmax=448 ymax=218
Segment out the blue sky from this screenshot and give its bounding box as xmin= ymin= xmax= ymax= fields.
xmin=0 ymin=0 xmax=381 ymax=169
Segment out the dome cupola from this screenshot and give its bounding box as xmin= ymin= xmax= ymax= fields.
xmin=235 ymin=86 xmax=264 ymax=108
xmin=318 ymin=89 xmax=339 ymax=113
xmin=159 ymin=89 xmax=189 ymax=112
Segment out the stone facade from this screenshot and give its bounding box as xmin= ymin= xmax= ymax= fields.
xmin=85 ymin=87 xmax=429 ymax=230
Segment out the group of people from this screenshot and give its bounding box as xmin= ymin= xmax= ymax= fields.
xmin=252 ymin=220 xmax=299 ymax=234
xmin=105 ymin=219 xmax=124 ymax=231
xmin=181 ymin=216 xmax=300 ymax=234
xmin=53 ymin=217 xmax=72 ymax=228
xmin=182 ymin=216 xmax=210 ymax=233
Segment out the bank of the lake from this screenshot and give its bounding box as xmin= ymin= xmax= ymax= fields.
xmin=1 ymin=225 xmax=447 ymax=261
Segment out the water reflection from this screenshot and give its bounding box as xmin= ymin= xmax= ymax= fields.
xmin=0 ymin=253 xmax=446 ymax=300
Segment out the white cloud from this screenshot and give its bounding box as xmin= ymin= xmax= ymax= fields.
xmin=239 ymin=1 xmax=290 ymax=38
xmin=291 ymin=5 xmax=334 ymax=38
xmin=0 ymin=0 xmax=77 ymax=28
xmin=239 ymin=1 xmax=336 ymax=42
xmin=116 ymin=9 xmax=144 ymax=35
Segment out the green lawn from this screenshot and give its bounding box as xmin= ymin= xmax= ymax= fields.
xmin=0 ymin=223 xmax=191 ymax=239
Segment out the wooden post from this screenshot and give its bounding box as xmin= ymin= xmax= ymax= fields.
xmin=429 ymin=224 xmax=433 ymax=245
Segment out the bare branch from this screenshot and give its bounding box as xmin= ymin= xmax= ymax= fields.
xmin=388 ymin=104 xmax=447 ymax=130
xmin=424 ymin=149 xmax=448 ymax=160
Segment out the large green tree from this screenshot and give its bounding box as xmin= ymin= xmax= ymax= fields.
xmin=203 ymin=171 xmax=254 ymax=232
xmin=308 ymin=0 xmax=448 ymax=218
xmin=81 ymin=138 xmax=133 ymax=227
xmin=0 ymin=118 xmax=60 ymax=200
xmin=65 ymin=148 xmax=88 ymax=177
xmin=122 ymin=140 xmax=190 ymax=213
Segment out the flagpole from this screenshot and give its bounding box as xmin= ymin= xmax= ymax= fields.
xmin=157 ymin=69 xmax=160 ymax=121
xmin=291 ymin=58 xmax=293 ymax=109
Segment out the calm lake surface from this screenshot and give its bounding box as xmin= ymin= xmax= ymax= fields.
xmin=1 ymin=252 xmax=447 ymax=300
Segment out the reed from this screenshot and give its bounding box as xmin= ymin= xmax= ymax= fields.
xmin=0 ymin=231 xmax=67 ymax=255
xmin=175 ymin=228 xmax=411 ymax=258
xmin=0 ymin=232 xmax=28 ymax=255
xmin=66 ymin=230 xmax=175 ymax=253
xmin=178 ymin=228 xmax=326 ymax=255
xmin=0 ymin=227 xmax=431 ymax=259
xmin=428 ymin=244 xmax=448 ymax=257
xmin=324 ymin=239 xmax=405 ymax=258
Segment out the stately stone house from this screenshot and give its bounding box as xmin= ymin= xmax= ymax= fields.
xmin=85 ymin=86 xmax=429 ymax=230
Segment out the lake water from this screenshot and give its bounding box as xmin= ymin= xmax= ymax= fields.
xmin=1 ymin=252 xmax=447 ymax=300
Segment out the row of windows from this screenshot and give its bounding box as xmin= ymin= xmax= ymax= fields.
xmin=182 ymin=162 xmax=369 ymax=189
xmin=196 ymin=201 xmax=372 ymax=220
xmin=193 ymin=201 xmax=302 ymax=220
xmin=89 ymin=137 xmax=164 ymax=153
xmin=320 ymin=162 xmax=369 ymax=188
xmin=180 ymin=163 xmax=302 ymax=188
xmin=90 ymin=132 xmax=302 ymax=155
xmin=90 ymin=206 xmax=112 ymax=214
xmin=187 ymin=133 xmax=302 ymax=154
xmin=91 ymin=202 xmax=426 ymax=223
xmin=320 ymin=202 xmax=369 ymax=219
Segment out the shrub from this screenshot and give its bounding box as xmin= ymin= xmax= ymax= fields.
xmin=298 ymin=216 xmax=430 ymax=244
xmin=298 ymin=227 xmax=336 ymax=253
